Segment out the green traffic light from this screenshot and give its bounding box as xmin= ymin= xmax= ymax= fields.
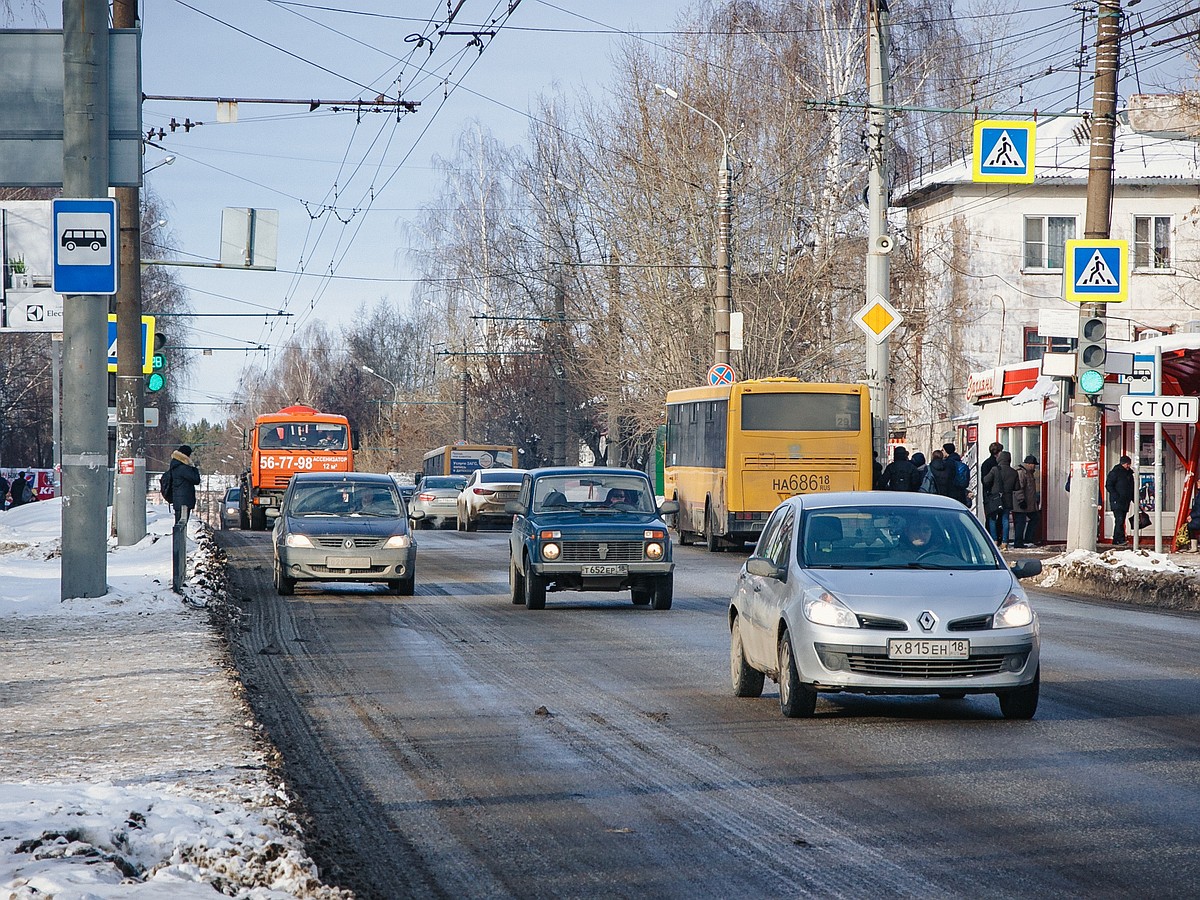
xmin=1079 ymin=369 xmax=1105 ymax=395
xmin=146 ymin=372 xmax=166 ymax=392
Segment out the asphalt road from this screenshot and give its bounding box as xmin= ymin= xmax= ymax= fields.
xmin=218 ymin=526 xmax=1200 ymax=900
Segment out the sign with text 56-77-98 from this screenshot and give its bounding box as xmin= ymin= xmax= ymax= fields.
xmin=51 ymin=198 xmax=119 ymax=295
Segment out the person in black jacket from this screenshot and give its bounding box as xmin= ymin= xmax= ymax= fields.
xmin=879 ymin=446 xmax=921 ymax=492
xmin=165 ymin=444 xmax=202 ymax=523
xmin=982 ymin=450 xmax=1019 ymax=549
xmin=1105 ymin=455 xmax=1135 ymax=545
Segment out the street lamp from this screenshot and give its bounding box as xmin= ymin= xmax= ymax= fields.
xmin=361 ymin=365 xmax=399 ymax=457
xmin=142 ymin=155 xmax=175 ymax=176
xmin=654 ymin=83 xmax=732 ymax=366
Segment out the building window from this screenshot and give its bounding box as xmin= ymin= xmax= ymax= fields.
xmin=1134 ymin=215 xmax=1172 ymax=270
xmin=1023 ymin=327 xmax=1074 ymax=361
xmin=1024 ymin=216 xmax=1076 ymax=270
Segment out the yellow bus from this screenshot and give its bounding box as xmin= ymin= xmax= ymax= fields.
xmin=422 ymin=443 xmax=519 ymax=477
xmin=664 ymin=379 xmax=872 ymax=550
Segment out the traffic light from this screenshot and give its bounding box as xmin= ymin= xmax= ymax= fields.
xmin=147 ymin=332 xmax=167 ymax=392
xmin=1077 ymin=316 xmax=1107 ymax=395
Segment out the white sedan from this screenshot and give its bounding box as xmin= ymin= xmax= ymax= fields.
xmin=456 ymin=468 xmax=526 ymax=531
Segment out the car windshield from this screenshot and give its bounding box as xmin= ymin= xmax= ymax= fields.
xmin=532 ymin=476 xmax=655 ymax=513
xmin=288 ymin=482 xmax=401 ymax=517
xmin=422 ymin=476 xmax=467 ymax=491
xmin=799 ymin=506 xmax=1000 ymax=570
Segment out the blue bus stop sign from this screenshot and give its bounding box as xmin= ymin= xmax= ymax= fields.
xmin=51 ymin=198 xmax=119 ymax=295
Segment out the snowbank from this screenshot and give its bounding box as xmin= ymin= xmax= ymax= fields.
xmin=1035 ymin=546 xmax=1200 ymax=611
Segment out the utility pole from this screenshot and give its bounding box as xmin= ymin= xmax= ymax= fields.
xmin=1066 ymin=0 xmax=1121 ymax=552
xmin=715 ymin=136 xmax=732 ymax=366
xmin=865 ymin=0 xmax=893 ymax=460
xmin=552 ymin=266 xmax=568 ymax=465
xmin=61 ymin=0 xmax=111 ymax=598
xmin=113 ymin=0 xmax=145 ymax=546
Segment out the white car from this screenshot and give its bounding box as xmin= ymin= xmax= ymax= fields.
xmin=457 ymin=468 xmax=526 ymax=531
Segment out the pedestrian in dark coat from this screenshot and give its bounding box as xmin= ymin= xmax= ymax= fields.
xmin=979 ymin=441 xmax=1003 ymax=487
xmin=166 ymin=444 xmax=202 ymax=523
xmin=1105 ymin=455 xmax=1135 ymax=545
xmin=872 ymin=451 xmax=883 ymax=490
xmin=941 ymin=442 xmax=970 ymax=505
xmin=911 ymin=452 xmax=935 ymax=492
xmin=1012 ymin=455 xmax=1041 ymax=547
xmin=879 ymin=447 xmax=921 ymax=492
xmin=9 ymin=472 xmax=31 ymax=507
xmin=982 ymin=451 xmax=1019 ymax=548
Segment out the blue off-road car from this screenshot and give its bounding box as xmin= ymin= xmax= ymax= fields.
xmin=507 ymin=467 xmax=679 ymax=610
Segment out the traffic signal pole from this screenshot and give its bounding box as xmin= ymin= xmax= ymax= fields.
xmin=1066 ymin=0 xmax=1121 ymax=552
xmin=113 ymin=0 xmax=147 ymax=546
xmin=61 ymin=0 xmax=111 ymax=598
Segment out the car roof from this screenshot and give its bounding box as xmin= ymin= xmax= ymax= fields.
xmin=787 ymin=491 xmax=964 ymax=512
xmin=289 ymin=472 xmax=397 ymax=485
xmin=528 ymin=466 xmax=650 ymax=480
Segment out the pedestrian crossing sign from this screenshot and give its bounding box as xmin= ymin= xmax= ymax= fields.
xmin=972 ymin=120 xmax=1036 ymax=183
xmin=1064 ymin=239 xmax=1128 ymax=303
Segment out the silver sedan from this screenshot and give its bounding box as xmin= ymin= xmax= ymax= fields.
xmin=409 ymin=475 xmax=468 ymax=529
xmin=728 ymin=491 xmax=1042 ymax=720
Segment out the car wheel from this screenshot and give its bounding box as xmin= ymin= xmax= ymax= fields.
xmin=631 ymin=586 xmax=652 ymax=606
xmin=456 ymin=510 xmax=465 ymax=531
xmin=524 ymin=566 xmax=547 ymax=610
xmin=730 ymin=617 xmax=765 ymax=698
xmin=239 ymin=508 xmax=250 ymax=530
xmin=704 ymin=503 xmax=723 ymax=553
xmin=778 ymin=631 xmax=817 ymax=718
xmin=389 ymin=575 xmax=415 ymax=596
xmin=998 ymin=668 xmax=1039 ymax=720
xmin=650 ymin=574 xmax=673 ymax=610
xmin=273 ymin=557 xmax=295 ymax=596
xmin=509 ymin=555 xmax=525 ymax=604
xmin=250 ymin=507 xmax=267 ymax=531
xmin=466 ymin=513 xmax=477 ymax=532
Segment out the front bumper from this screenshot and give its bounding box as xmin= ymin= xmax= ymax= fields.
xmin=531 ymin=559 xmax=673 ymax=592
xmin=280 ymin=545 xmax=416 ymax=582
xmin=798 ymin=632 xmax=1039 ymax=694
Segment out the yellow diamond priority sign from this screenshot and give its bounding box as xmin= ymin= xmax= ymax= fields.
xmin=854 ymin=295 xmax=903 ymax=344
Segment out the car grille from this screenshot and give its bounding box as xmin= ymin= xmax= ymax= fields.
xmin=948 ymin=614 xmax=994 ymax=631
xmin=311 ymin=564 xmax=390 ymax=574
xmin=845 ymin=652 xmax=1012 ymax=678
xmin=856 ymin=614 xmax=907 ymax=631
xmin=560 ymin=541 xmax=645 ymax=562
xmin=313 ymin=536 xmax=382 ymax=549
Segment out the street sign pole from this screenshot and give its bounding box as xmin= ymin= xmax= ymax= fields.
xmin=865 ymin=0 xmax=892 ymax=461
xmin=60 ymin=0 xmax=111 ymax=599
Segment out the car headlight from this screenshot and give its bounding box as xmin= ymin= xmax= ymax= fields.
xmin=645 ymin=542 xmax=664 ymax=560
xmin=994 ymin=591 xmax=1034 ymax=628
xmin=541 ymin=542 xmax=561 ymax=561
xmin=284 ymin=533 xmax=313 ymax=548
xmin=802 ymin=589 xmax=859 ymax=629
xmin=383 ymin=534 xmax=412 ymax=549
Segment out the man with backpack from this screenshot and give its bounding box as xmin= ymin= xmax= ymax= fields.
xmin=162 ymin=444 xmax=201 ymax=523
xmin=879 ymin=446 xmax=922 ymax=492
xmin=938 ymin=442 xmax=971 ymax=506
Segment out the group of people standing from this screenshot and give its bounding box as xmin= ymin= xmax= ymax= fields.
xmin=0 ymin=471 xmax=36 ymax=510
xmin=875 ymin=441 xmax=1042 ymax=551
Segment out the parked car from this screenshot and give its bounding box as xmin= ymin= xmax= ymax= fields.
xmin=728 ymin=491 xmax=1042 ymax=720
xmin=271 ymin=472 xmax=420 ymax=596
xmin=457 ymin=468 xmax=526 ymax=531
xmin=507 ymin=467 xmax=678 ymax=610
xmin=409 ymin=475 xmax=467 ymax=529
xmin=220 ymin=487 xmax=241 ymax=530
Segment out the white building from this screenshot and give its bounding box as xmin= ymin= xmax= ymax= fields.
xmin=890 ymin=113 xmax=1200 ymax=542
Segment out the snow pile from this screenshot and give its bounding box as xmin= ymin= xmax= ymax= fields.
xmin=1036 ymin=546 xmax=1200 ymax=611
xmin=0 ymin=500 xmax=351 ymax=898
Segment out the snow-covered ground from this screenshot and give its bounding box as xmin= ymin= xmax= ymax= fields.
xmin=0 ymin=499 xmax=349 ymax=899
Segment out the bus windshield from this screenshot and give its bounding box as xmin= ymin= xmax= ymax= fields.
xmin=259 ymin=422 xmax=348 ymax=450
xmin=741 ymin=392 xmax=861 ymax=431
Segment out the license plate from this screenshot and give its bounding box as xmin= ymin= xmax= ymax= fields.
xmin=581 ymin=564 xmax=627 ymax=576
xmin=326 ymin=556 xmax=369 ymax=570
xmin=887 ymin=639 xmax=969 ymax=659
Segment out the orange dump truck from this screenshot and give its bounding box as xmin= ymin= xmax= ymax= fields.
xmin=239 ymin=404 xmax=356 ymax=530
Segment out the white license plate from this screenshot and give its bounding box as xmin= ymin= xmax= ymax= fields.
xmin=581 ymin=564 xmax=627 ymax=576
xmin=326 ymin=556 xmax=369 ymax=570
xmin=887 ymin=639 xmax=969 ymax=659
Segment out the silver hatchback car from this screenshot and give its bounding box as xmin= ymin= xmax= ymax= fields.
xmin=729 ymin=492 xmax=1042 ymax=720
xmin=409 ymin=475 xmax=467 ymax=529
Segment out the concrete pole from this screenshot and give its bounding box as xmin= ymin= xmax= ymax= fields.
xmin=714 ymin=148 xmax=731 ymax=366
xmin=865 ymin=0 xmax=892 ymax=461
xmin=113 ymin=0 xmax=146 ymax=546
xmin=61 ymin=0 xmax=111 ymax=599
xmin=1066 ymin=0 xmax=1120 ymax=552
xmin=552 ymin=267 xmax=567 ymax=465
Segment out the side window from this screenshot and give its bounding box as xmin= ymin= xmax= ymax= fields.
xmin=770 ymin=511 xmax=795 ymax=569
xmin=517 ymin=477 xmax=531 ymax=510
xmin=755 ymin=507 xmax=789 ymax=563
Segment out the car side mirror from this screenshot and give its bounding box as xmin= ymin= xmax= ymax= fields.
xmin=505 ymin=500 xmax=523 ymax=515
xmin=1010 ymin=558 xmax=1042 ymax=579
xmin=658 ymin=499 xmax=679 ymax=515
xmin=746 ymin=556 xmax=783 ymax=579
xmin=409 ymin=508 xmax=426 ymax=520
